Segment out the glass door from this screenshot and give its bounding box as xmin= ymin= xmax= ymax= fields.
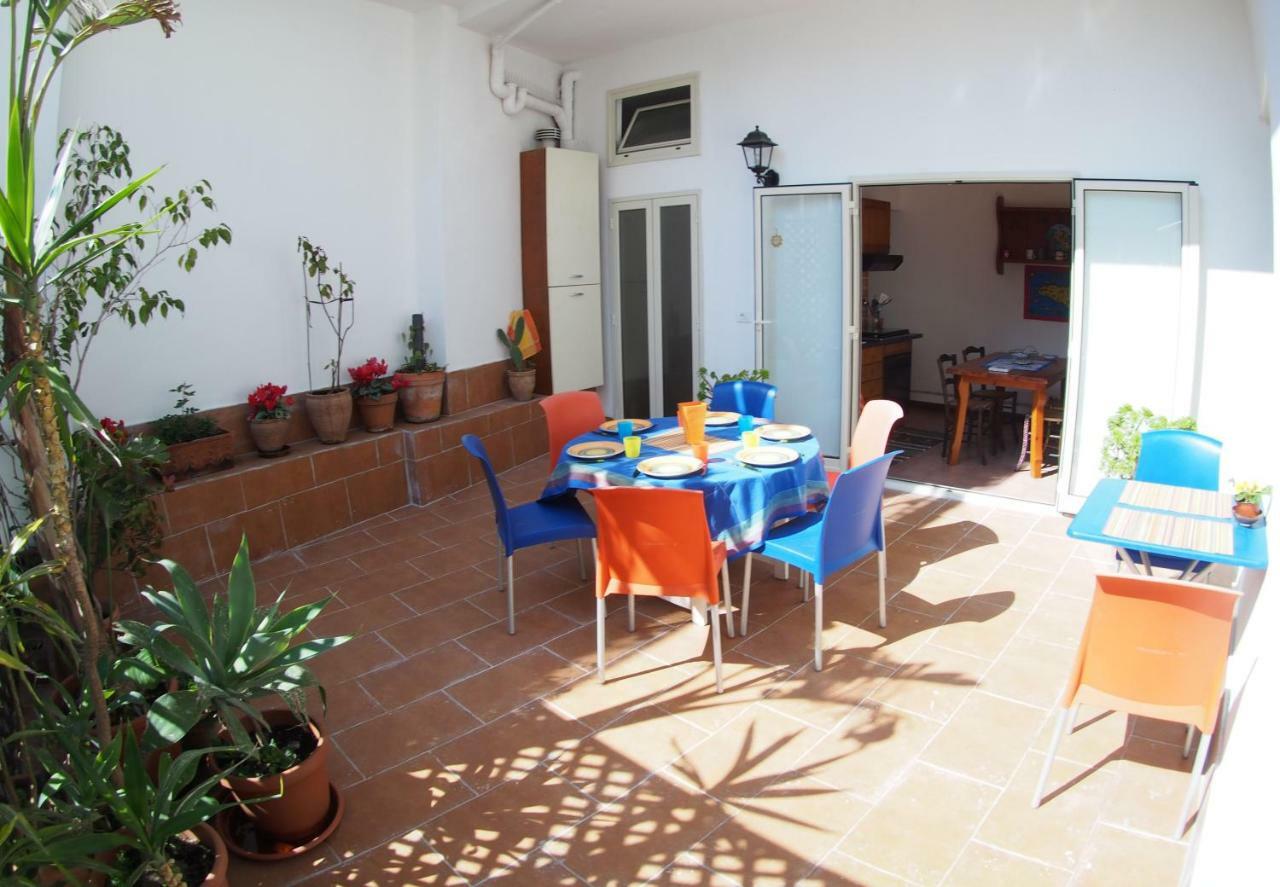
xmin=755 ymin=185 xmax=855 ymax=460
xmin=1056 ymin=180 xmax=1200 ymax=512
xmin=610 ymin=195 xmax=701 ymax=417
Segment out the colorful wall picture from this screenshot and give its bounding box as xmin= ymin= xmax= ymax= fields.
xmin=1024 ymin=264 xmax=1070 ymax=322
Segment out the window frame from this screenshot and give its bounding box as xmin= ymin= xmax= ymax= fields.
xmin=607 ymin=74 xmax=700 ymax=167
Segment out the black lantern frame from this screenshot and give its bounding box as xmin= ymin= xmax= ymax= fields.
xmin=738 ymin=125 xmax=779 ymax=186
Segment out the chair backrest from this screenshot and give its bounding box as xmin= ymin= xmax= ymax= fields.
xmin=461 ymin=434 xmax=513 ymax=553
xmin=1135 ymin=429 xmax=1222 ymax=491
xmin=592 ymin=488 xmax=720 ymax=603
xmin=962 ymin=345 xmax=986 ymax=362
xmin=936 ymin=354 xmax=958 ymax=408
xmin=709 ymin=380 xmax=777 ymax=420
xmin=1064 ymin=574 xmax=1238 ymax=734
xmin=540 ymin=391 xmax=606 ymax=473
xmin=849 ymin=399 xmax=904 ymax=467
xmin=817 ymin=450 xmax=900 ymax=580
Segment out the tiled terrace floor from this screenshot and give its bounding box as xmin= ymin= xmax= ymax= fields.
xmin=222 ymin=457 xmax=1195 ymax=886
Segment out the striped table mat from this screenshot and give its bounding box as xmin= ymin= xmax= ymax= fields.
xmin=1119 ymin=481 xmax=1232 ymax=519
xmin=1104 ymin=507 xmax=1234 ymax=556
xmin=646 ymin=428 xmax=739 ymax=456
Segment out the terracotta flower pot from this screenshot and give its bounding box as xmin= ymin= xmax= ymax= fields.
xmin=305 ymin=388 xmax=352 ymax=444
xmin=356 ymin=391 xmax=399 ymax=432
xmin=164 ymin=430 xmax=233 ymax=477
xmin=217 ymin=711 xmax=332 ymax=844
xmin=506 ymin=368 xmax=536 ymax=402
xmin=1234 ymin=501 xmax=1263 ymax=526
xmin=190 ymin=823 xmax=230 ymax=887
xmin=398 ymin=371 xmax=445 ymax=423
xmin=248 ymin=417 xmax=289 ymax=455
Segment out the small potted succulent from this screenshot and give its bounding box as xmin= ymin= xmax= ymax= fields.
xmin=299 ymin=236 xmax=355 ymax=444
xmin=348 ymin=357 xmax=408 ymax=432
xmin=398 ymin=314 xmax=446 ymax=423
xmin=246 ymin=382 xmax=294 ymax=456
xmin=1233 ymin=480 xmax=1271 ymax=527
xmin=151 ymin=383 xmax=233 ymax=478
xmin=497 ymin=314 xmax=535 ymax=401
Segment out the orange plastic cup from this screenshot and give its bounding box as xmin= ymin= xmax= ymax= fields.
xmin=691 ymin=442 xmax=709 ymax=466
xmin=678 ymin=401 xmax=707 ymax=445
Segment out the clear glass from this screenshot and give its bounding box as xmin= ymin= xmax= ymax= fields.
xmin=760 ymin=192 xmax=845 ymax=456
xmin=658 ymin=203 xmax=694 ymax=416
xmin=618 ymin=207 xmax=650 ymax=418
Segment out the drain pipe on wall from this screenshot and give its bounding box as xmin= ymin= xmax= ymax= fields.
xmin=489 ymin=0 xmax=579 ymax=142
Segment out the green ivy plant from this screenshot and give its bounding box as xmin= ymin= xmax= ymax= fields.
xmin=696 ymin=366 xmax=771 ymax=401
xmin=1099 ymin=404 xmax=1197 ymax=479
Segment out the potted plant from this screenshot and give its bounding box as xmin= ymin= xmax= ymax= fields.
xmin=151 ymin=384 xmax=233 ymax=479
xmin=115 ymin=537 xmax=350 ymax=857
xmin=497 ymin=314 xmax=535 ymax=401
xmin=246 ymin=383 xmax=294 ymax=456
xmin=1100 ymin=405 xmax=1197 ymax=479
xmin=348 ymin=357 xmax=407 ymax=432
xmin=397 ymin=314 xmax=446 ymax=423
xmin=1233 ymin=480 xmax=1271 ymax=526
xmin=298 ymin=236 xmax=355 ymax=444
xmin=696 ymin=366 xmax=772 ymax=401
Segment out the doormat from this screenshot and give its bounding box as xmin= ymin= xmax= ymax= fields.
xmin=888 ymin=427 xmax=945 ymax=459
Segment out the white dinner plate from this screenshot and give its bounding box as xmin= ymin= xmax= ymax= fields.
xmin=598 ymin=418 xmax=654 ymax=434
xmin=758 ymin=423 xmax=812 ymax=442
xmin=636 ymin=455 xmax=703 ymax=478
xmin=737 ymin=446 xmax=800 ymax=468
xmin=567 ymin=441 xmax=625 ymax=460
xmin=704 ymin=411 xmax=741 ymax=426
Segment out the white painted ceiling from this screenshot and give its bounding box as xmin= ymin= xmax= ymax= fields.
xmin=440 ymin=0 xmax=801 ymax=63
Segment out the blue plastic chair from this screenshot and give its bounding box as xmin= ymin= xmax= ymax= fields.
xmin=1125 ymin=429 xmax=1223 ymax=576
xmin=709 ymin=380 xmax=777 ymax=420
xmin=741 ymin=450 xmax=900 ymax=670
xmin=462 ymin=434 xmax=596 ymax=634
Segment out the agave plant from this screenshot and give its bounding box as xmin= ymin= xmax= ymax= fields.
xmin=115 ymin=535 xmax=349 ymax=750
xmin=0 ymin=803 xmax=124 ymax=886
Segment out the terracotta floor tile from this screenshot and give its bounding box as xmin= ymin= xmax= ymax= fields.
xmin=647 ymin=659 xmax=790 ymax=734
xmin=840 ymin=605 xmax=946 ymax=667
xmin=309 ymin=633 xmax=402 ymax=686
xmin=456 ymin=604 xmax=579 ymax=665
xmin=332 ymin=560 xmax=428 ymax=607
xmin=894 ymin=567 xmax=982 ymax=619
xmin=449 ymin=648 xmax=589 ymax=723
xmin=763 ymin=651 xmax=894 ymax=730
xmin=544 ymin=586 xmax=626 ymax=625
xmin=426 ymin=516 xmax=501 ymax=549
xmin=227 ymin=846 xmax=340 ymax=887
xmin=896 ymin=520 xmax=974 ymax=551
xmin=811 ymin=851 xmax=912 ymax=886
xmin=932 ymin=540 xmax=1015 ymax=579
xmin=942 ymin=841 xmax=1070 ymax=886
xmin=378 ymin=600 xmax=496 ymax=658
xmin=543 ymin=608 xmax=672 ymax=668
xmin=466 ymin=570 xmax=588 ymax=621
xmin=395 ymin=567 xmax=500 ymax=613
xmin=868 ymin=643 xmax=987 ymax=722
xmin=1074 ymin=824 xmax=1187 ymax=886
xmin=794 ymin=702 xmax=942 ymax=801
xmin=861 ymin=540 xmax=946 ymax=584
xmin=919 ymin=691 xmax=1048 ymax=786
xmin=434 ymin=703 xmax=591 ymax=794
xmin=298 ymin=840 xmax=465 ymax=886
xmin=251 ymin=551 xmax=306 ymax=582
xmin=841 ymin=763 xmax=999 ymax=885
xmin=1017 ymin=593 xmax=1091 ymax=649
xmin=309 ymin=592 xmax=416 ymax=638
xmin=484 ymin=856 xmax=587 ymax=885
xmin=732 ymin=599 xmax=856 ymax=669
xmin=336 ymin=691 xmax=481 ymax=775
xmin=977 ymin=562 xmax=1056 ymax=612
xmin=276 ymin=558 xmax=365 ymax=596
xmin=299 ymin=530 xmax=382 ymax=566
xmin=327 ymin=743 xmax=364 ymax=790
xmin=1099 ymin=736 xmax=1197 ymax=838
xmin=357 ymin=642 xmax=488 ymax=709
xmin=966 ymin=510 xmax=1035 ymax=545
xmin=411 ymin=537 xmax=499 ymax=579
xmin=980 ymin=637 xmax=1075 ymax=709
xmin=931 ymin=594 xmax=1029 ymax=660
xmin=1031 ymin=707 xmax=1130 ymax=767
xmin=345 ymin=539 xmax=423 ymax=573
xmin=313 ymin=678 xmax=383 ymax=733
xmin=1006 ymin=531 xmax=1077 ymax=570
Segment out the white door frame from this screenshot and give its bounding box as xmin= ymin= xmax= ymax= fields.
xmin=753 ymin=184 xmax=855 ymax=463
xmin=608 ymin=192 xmax=703 ymax=417
xmin=1054 ymin=179 xmax=1201 ymax=513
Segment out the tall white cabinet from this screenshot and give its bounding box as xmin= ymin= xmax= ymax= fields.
xmin=520 ymin=147 xmax=604 ymax=395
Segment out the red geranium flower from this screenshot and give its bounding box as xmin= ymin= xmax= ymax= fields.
xmin=248 ymin=383 xmax=292 ymax=421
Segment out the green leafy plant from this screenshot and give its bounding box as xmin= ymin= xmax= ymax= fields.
xmin=150 ymin=383 xmax=220 ymax=445
xmin=497 ymin=315 xmax=528 ymax=371
xmin=115 ymin=535 xmax=350 ymax=751
xmin=400 ymin=315 xmax=442 ymax=373
xmin=299 ymin=236 xmax=356 ymax=392
xmin=1233 ymin=481 xmax=1271 ymax=506
xmin=1099 ymin=405 xmax=1197 ymax=479
xmin=696 ymin=366 xmax=771 ymax=401
xmin=0 ymin=803 xmax=124 ymax=886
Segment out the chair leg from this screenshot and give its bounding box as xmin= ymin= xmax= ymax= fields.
xmin=802 ymin=573 xmax=811 ymax=602
xmin=797 ymin=568 xmax=806 ymax=589
xmin=506 ymin=555 xmax=516 ymax=635
xmin=1183 ymin=723 xmax=1195 ymax=759
xmin=877 ymin=549 xmax=887 ymax=628
xmin=576 ymin=538 xmax=586 ymax=581
xmin=595 ymin=597 xmax=607 ymax=683
xmin=739 ymin=553 xmax=754 ymax=637
xmin=812 ymin=582 xmax=825 ymax=672
xmin=721 ymin=562 xmax=735 ymax=639
xmin=1033 ymin=706 xmax=1071 ymax=807
xmin=627 ymin=594 xmax=636 ymax=633
xmin=710 ymin=604 xmax=724 ymax=694
xmin=496 ymin=537 xmax=505 ymax=590
xmin=1177 ymin=727 xmax=1213 ymax=838
xmin=1069 ymin=703 xmax=1082 ymax=731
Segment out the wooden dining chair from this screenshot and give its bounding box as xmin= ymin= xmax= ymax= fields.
xmin=1034 ymin=574 xmax=1239 ymax=838
xmin=592 ymin=488 xmax=733 ymax=693
xmin=937 ymin=353 xmax=997 ymax=465
xmin=962 ymin=345 xmax=1020 ymax=446
xmin=539 ymin=391 xmax=606 ymax=474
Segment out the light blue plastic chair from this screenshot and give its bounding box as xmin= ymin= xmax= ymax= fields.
xmin=462 ymin=434 xmax=596 ymax=634
xmin=740 ymin=450 xmax=900 ymax=670
xmin=710 ymin=380 xmax=777 ymax=420
xmin=1125 ymin=429 xmax=1223 ymax=575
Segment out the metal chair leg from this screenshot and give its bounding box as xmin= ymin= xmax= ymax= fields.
xmin=1033 ymin=706 xmax=1071 ymax=807
xmin=739 ymin=553 xmax=754 ymax=637
xmin=877 ymin=549 xmax=887 ymax=628
xmin=496 ymin=537 xmax=505 ymax=590
xmin=627 ymin=594 xmax=635 ymax=633
xmin=1069 ymin=703 xmax=1082 ymax=731
xmin=802 ymin=573 xmax=811 ymax=602
xmin=1183 ymin=723 xmax=1195 ymax=759
xmin=813 ymin=582 xmax=825 ymax=671
xmin=796 ymin=568 xmax=805 ymax=589
xmin=710 ymin=604 xmax=724 ymax=694
xmin=595 ymin=597 xmax=607 ymax=682
xmin=576 ymin=538 xmax=586 ymax=581
xmin=505 ymin=555 xmax=516 ymax=635
xmin=1177 ymin=727 xmax=1212 ymax=838
xmin=718 ymin=563 xmax=735 ymax=639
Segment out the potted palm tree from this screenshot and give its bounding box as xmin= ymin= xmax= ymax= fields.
xmin=497 ymin=314 xmax=535 ymax=401
xmin=298 ymin=237 xmax=355 ymax=444
xmin=397 ymin=314 xmax=446 ymax=423
xmin=245 ymin=382 xmax=294 ymax=456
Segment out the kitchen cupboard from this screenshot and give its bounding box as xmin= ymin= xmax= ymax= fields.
xmin=520 ymin=147 xmax=604 ymax=394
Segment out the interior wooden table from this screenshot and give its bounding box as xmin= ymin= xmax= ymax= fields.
xmin=946 ymin=352 xmax=1066 ymax=479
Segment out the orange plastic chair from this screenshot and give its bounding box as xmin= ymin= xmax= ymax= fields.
xmin=827 ymin=399 xmax=904 ymax=487
xmin=1033 ymin=574 xmax=1239 ymax=837
xmin=592 ymin=487 xmax=733 ymax=693
xmin=540 ymin=391 xmax=606 ymax=473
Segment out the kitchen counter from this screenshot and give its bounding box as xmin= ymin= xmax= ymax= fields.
xmin=861 ymin=331 xmax=923 ymax=347
xmin=861 ymin=331 xmax=920 ymax=406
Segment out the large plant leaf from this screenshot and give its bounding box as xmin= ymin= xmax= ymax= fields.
xmin=35 ymin=165 xmax=163 ymax=274
xmin=223 ymin=534 xmax=256 ymax=661
xmin=33 ymin=125 xmax=75 ymax=256
xmin=144 ymin=687 xmax=203 ymax=747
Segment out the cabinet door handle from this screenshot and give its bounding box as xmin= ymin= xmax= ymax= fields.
xmin=569 ymin=273 xmax=585 ymax=279
xmin=569 ymin=291 xmax=585 ymax=297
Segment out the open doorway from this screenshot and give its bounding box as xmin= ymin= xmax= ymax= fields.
xmin=857 ymin=182 xmax=1072 ymax=505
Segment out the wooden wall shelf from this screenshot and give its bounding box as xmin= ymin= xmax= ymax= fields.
xmin=995 ymin=196 xmax=1071 ymax=274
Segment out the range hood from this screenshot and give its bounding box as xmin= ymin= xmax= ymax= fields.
xmin=863 ymin=253 xmax=904 ymax=272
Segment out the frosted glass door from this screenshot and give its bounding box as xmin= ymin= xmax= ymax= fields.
xmin=1057 ymin=181 xmax=1200 ymax=511
xmin=757 ymin=187 xmax=852 ymax=458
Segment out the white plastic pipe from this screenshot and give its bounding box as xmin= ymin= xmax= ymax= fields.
xmin=488 ymin=0 xmax=578 ymax=141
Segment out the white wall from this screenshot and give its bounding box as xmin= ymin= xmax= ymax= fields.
xmin=573 ymin=0 xmax=1274 ymax=477
xmin=861 ymin=182 xmax=1071 ymax=400
xmin=54 ymin=0 xmax=560 ymax=424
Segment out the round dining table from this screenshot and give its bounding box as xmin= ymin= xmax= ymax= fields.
xmin=540 ymin=416 xmax=828 ymax=556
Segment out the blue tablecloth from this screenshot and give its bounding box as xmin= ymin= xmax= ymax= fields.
xmin=540 ymin=417 xmax=829 ymax=556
